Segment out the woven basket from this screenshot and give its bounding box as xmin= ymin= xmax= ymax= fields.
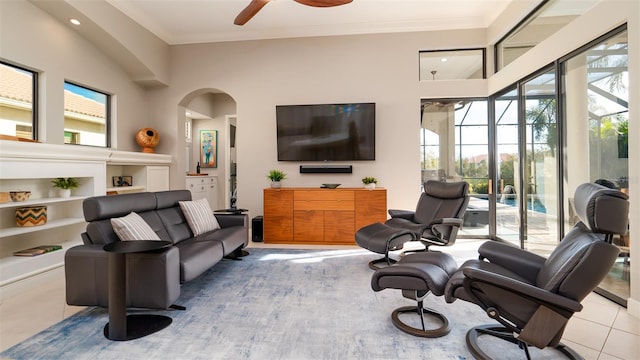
xmin=15 ymin=206 xmax=47 ymax=227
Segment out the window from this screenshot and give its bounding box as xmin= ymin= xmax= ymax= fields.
xmin=0 ymin=62 xmax=37 ymax=140
xmin=419 ymin=49 xmax=485 ymax=81
xmin=495 ymin=0 xmax=599 ymax=71
xmin=64 ymin=81 xmax=109 ymax=147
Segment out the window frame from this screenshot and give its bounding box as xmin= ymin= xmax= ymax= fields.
xmin=0 ymin=60 xmax=38 ymax=140
xmin=63 ymin=80 xmax=111 ymax=148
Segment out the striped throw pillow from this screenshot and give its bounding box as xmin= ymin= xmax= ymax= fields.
xmin=110 ymin=212 xmax=161 ymax=241
xmin=179 ymin=198 xmax=220 ymax=236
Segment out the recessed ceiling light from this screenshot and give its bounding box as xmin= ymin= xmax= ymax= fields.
xmin=69 ymin=18 xmax=81 ymax=25
xmin=441 ymin=58 xmax=448 ymax=62
xmin=186 ymin=111 xmax=192 ymax=116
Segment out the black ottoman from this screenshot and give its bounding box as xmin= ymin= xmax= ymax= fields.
xmin=371 ymin=252 xmax=458 ymax=338
xmin=355 ymin=222 xmax=415 ymax=270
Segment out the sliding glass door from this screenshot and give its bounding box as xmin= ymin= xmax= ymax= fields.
xmin=562 ymin=26 xmax=629 ymax=305
xmin=495 ymin=89 xmax=520 ymax=246
xmin=522 ymin=68 xmax=558 ymax=255
xmin=420 ymin=99 xmax=490 ymax=238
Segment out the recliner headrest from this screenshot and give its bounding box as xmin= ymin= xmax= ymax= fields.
xmin=573 ymin=183 xmax=628 ymax=234
xmin=424 ymin=180 xmax=469 ymax=199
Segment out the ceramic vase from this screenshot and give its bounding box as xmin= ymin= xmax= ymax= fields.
xmin=59 ymin=188 xmax=71 ymax=198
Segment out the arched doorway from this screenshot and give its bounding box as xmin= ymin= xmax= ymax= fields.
xmin=178 ymin=89 xmax=237 ymax=210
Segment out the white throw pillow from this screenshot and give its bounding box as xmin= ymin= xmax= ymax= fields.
xmin=110 ymin=212 xmax=161 ymax=241
xmin=179 ymin=198 xmax=220 ymax=236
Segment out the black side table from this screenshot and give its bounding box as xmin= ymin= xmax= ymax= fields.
xmin=103 ymin=240 xmax=172 ymax=341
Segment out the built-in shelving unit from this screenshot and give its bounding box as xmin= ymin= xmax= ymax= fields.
xmin=0 ymin=141 xmax=171 ymax=300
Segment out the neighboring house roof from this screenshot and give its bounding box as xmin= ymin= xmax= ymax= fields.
xmin=0 ymin=64 xmax=32 ymax=104
xmin=0 ymin=65 xmax=105 ymax=119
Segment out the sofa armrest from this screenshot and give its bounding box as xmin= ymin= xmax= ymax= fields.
xmin=65 ymin=244 xmax=181 ymax=309
xmin=215 ymin=213 xmax=248 ymax=228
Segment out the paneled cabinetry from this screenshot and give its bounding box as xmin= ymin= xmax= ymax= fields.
xmin=106 ymin=151 xmax=170 ymax=194
xmin=186 ymin=176 xmax=218 ymax=209
xmin=264 ymin=188 xmax=387 ymax=245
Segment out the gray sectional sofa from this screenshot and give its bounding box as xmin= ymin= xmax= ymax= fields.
xmin=65 ymin=190 xmax=248 ymax=309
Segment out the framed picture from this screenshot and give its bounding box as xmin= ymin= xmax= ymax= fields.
xmin=200 ymin=130 xmax=218 ymax=168
xmin=112 ymin=176 xmax=133 ymax=187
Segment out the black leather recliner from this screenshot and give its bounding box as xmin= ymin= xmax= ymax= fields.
xmin=356 ymin=180 xmax=469 ymax=269
xmin=444 ymin=182 xmax=628 ymax=359
xmin=386 ymin=180 xmax=469 ymax=251
xmin=371 ymin=182 xmax=627 ymax=359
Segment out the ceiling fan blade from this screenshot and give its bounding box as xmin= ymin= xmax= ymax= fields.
xmin=234 ymin=0 xmax=270 ymax=26
xmin=294 ymin=0 xmax=353 ymax=7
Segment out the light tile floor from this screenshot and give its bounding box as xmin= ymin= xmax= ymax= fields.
xmin=1 ymin=240 xmax=638 ymax=359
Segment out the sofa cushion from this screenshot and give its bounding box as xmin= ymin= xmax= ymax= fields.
xmin=179 ymin=198 xmax=220 ymax=236
xmin=110 ymin=212 xmax=161 ymax=241
xmin=174 ymin=240 xmax=224 ymax=282
xmin=193 ymin=226 xmax=247 ymax=256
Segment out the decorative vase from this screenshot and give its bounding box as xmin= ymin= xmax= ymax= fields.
xmin=59 ymin=188 xmax=71 ymax=198
xmin=15 ymin=206 xmax=47 ymax=227
xmin=364 ymin=183 xmax=376 ymax=190
xmin=271 ymin=181 xmax=282 ymax=189
xmin=135 ymin=127 xmax=160 ymax=153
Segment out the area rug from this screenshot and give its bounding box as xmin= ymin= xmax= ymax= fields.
xmin=1 ymin=248 xmax=567 ymax=359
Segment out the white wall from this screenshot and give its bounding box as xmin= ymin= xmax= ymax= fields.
xmin=0 ymin=0 xmax=150 ymax=151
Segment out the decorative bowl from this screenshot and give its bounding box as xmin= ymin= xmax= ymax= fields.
xmin=10 ymin=191 xmax=31 ymax=202
xmin=321 ymin=183 xmax=341 ymax=189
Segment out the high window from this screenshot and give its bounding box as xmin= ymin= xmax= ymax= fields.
xmin=419 ymin=49 xmax=485 ymax=81
xmin=64 ymin=81 xmax=109 ymax=147
xmin=495 ymin=0 xmax=600 ymax=71
xmin=0 ymin=62 xmax=37 ymax=140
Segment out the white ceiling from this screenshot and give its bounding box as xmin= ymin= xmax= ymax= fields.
xmin=106 ymin=0 xmax=518 ymax=45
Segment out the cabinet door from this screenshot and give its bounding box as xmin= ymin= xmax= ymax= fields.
xmin=264 ymin=189 xmax=293 ymax=242
xmin=293 ymin=210 xmax=324 ymax=242
xmin=324 ymin=210 xmax=355 ymax=244
xmin=146 ymin=166 xmax=169 ymax=192
xmin=355 ymin=189 xmax=387 ymax=231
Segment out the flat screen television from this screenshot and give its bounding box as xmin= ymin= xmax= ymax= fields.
xmin=276 ymin=103 xmax=375 ymax=161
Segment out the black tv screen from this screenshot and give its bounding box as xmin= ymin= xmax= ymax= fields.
xmin=276 ymin=103 xmax=375 ymax=161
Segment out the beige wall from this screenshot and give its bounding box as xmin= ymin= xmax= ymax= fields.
xmin=0 ymin=0 xmax=150 ymax=150
xmin=150 ymin=29 xmax=488 ymax=220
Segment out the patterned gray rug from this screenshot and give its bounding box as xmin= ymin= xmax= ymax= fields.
xmin=1 ymin=248 xmax=567 ymax=359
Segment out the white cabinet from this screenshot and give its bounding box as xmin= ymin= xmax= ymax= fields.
xmin=186 ymin=176 xmax=218 ymax=209
xmin=106 ymin=151 xmax=171 ymax=194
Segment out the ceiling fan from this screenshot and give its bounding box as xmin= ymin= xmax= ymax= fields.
xmin=234 ymin=0 xmax=353 ymax=26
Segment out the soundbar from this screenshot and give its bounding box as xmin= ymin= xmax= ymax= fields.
xmin=299 ymin=165 xmax=353 ymax=174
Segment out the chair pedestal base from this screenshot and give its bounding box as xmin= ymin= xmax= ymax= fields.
xmin=466 ymin=324 xmax=583 ymax=360
xmin=368 ymin=255 xmax=398 ymax=270
xmin=390 ymin=305 xmax=450 ymax=338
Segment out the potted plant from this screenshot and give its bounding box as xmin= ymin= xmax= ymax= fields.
xmin=362 ymin=176 xmax=378 ymax=190
xmin=267 ymin=170 xmax=287 ymax=188
xmin=51 ymin=177 xmax=79 ymax=198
